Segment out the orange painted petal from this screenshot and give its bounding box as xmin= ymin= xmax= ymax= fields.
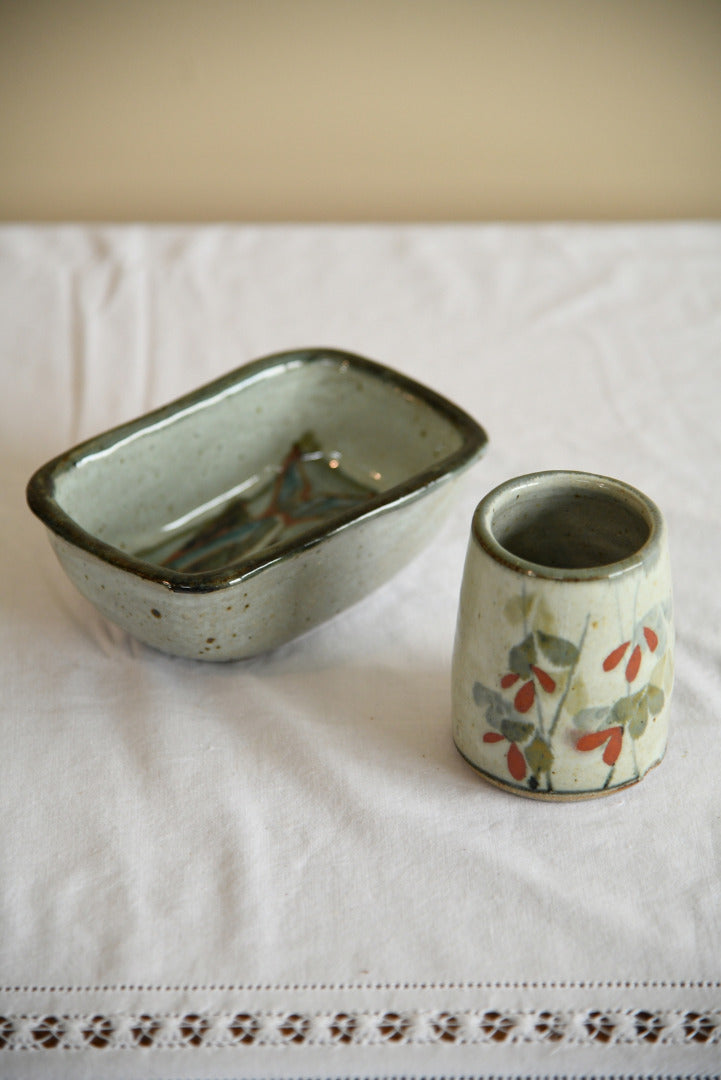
xmin=625 ymin=644 xmax=642 ymax=682
xmin=603 ymin=726 xmax=624 ymax=766
xmin=643 ymin=626 xmax=659 ymax=652
xmin=603 ymin=641 xmax=630 ymax=671
xmin=483 ymin=732 xmax=505 ymax=743
xmin=507 ymin=742 xmax=527 ymax=781
xmin=501 ymin=673 xmax=520 ymax=689
xmin=514 ymin=680 xmax=535 ymax=713
xmin=576 ymin=730 xmax=609 ymax=752
xmin=531 ymin=665 xmax=556 ymax=693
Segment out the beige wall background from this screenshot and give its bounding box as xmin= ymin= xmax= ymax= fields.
xmin=1 ymin=0 xmax=720 ymax=222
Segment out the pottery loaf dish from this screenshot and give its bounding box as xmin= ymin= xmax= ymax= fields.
xmin=28 ymin=348 xmax=488 ymax=660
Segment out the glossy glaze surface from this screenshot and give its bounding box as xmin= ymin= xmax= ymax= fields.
xmin=452 ymin=472 xmax=674 ymax=799
xmin=28 ymin=347 xmax=488 ymax=659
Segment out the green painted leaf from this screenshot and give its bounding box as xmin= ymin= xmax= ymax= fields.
xmin=613 ymin=688 xmax=649 ymax=737
xmin=504 ymin=593 xmax=535 ymax=625
xmin=573 ymin=705 xmax=612 ymax=732
xmin=629 ymin=712 xmax=648 ymax=739
xmin=474 ymin=680 xmax=536 ymax=742
xmin=500 ymin=717 xmax=535 ymax=744
xmin=473 ymin=683 xmax=514 ymax=730
xmin=508 ymin=633 xmax=536 ymax=678
xmin=473 ymin=681 xmax=490 ymax=707
xmin=525 ymin=735 xmax=553 ymax=775
xmin=612 ymin=693 xmax=636 ymax=726
xmin=646 ymin=684 xmax=665 ymax=714
xmin=536 ymin=630 xmax=579 ymax=668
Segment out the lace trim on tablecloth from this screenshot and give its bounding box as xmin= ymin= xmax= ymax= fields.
xmin=0 ymin=1005 xmax=718 ymax=1052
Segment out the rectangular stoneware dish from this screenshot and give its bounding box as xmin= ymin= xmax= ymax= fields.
xmin=27 ymin=347 xmax=488 ymax=660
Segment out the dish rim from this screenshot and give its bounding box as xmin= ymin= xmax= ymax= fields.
xmin=26 ymin=346 xmax=488 ymax=594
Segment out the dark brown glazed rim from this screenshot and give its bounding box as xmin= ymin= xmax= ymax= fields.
xmin=471 ymin=470 xmax=664 ymax=583
xmin=27 ymin=347 xmax=489 ymax=594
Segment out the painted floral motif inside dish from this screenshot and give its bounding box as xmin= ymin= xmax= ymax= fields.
xmin=139 ymin=431 xmax=377 ymax=573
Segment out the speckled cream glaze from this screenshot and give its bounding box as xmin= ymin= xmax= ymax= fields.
xmin=46 ymin=476 xmax=462 ymax=660
xmin=452 ymin=472 xmax=673 ymax=799
xmin=28 ymin=347 xmax=488 ymax=660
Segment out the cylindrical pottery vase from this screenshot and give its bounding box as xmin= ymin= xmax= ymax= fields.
xmin=452 ymin=472 xmax=674 ymax=800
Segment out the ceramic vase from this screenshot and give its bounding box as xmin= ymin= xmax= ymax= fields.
xmin=452 ymin=472 xmax=674 ymax=799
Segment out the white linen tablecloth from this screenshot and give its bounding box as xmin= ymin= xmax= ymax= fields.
xmin=1 ymin=223 xmax=720 ymax=1078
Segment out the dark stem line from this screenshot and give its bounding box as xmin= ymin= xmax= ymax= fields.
xmin=548 ymin=614 xmax=590 ymax=738
xmin=535 ymin=695 xmax=545 ymax=738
